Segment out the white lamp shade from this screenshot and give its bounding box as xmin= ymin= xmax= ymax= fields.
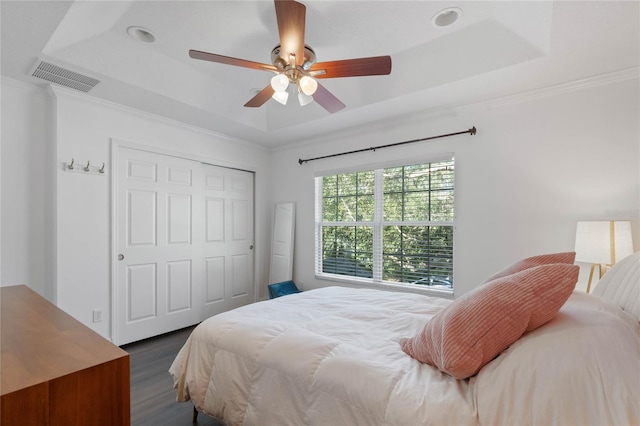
xmin=298 ymin=76 xmax=318 ymax=95
xmin=575 ymin=221 xmax=634 ymax=265
xmin=270 ymin=74 xmax=289 ymax=92
xmin=272 ymin=90 xmax=289 ymax=105
xmin=298 ymin=91 xmax=313 ymax=106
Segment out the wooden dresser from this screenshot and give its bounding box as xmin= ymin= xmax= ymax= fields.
xmin=0 ymin=285 xmax=130 ymax=425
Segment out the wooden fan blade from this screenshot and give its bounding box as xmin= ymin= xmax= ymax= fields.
xmin=312 ymin=82 xmax=346 ymax=114
xmin=189 ymin=49 xmax=277 ymax=72
xmin=310 ymin=56 xmax=392 ymax=79
xmin=244 ymin=85 xmax=276 ymax=108
xmin=274 ymin=0 xmax=305 ymax=66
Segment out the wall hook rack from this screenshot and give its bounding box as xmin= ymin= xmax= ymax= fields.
xmin=65 ymin=158 xmax=106 ymax=176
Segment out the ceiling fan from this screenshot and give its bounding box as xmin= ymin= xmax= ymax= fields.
xmin=189 ymin=0 xmax=392 ymax=113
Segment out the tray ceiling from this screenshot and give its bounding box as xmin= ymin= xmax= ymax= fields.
xmin=1 ymin=1 xmax=638 ymax=147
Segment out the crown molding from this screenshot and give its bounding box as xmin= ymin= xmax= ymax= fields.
xmin=278 ymin=67 xmax=640 ymax=152
xmin=468 ymin=67 xmax=639 ymax=111
xmin=1 ymin=77 xmax=53 ymax=100
xmin=383 ymin=66 xmax=640 ymax=131
xmin=6 ymin=65 xmax=637 ymax=155
xmin=2 ymin=77 xmax=268 ymax=154
xmin=45 ymin=84 xmax=268 ymax=153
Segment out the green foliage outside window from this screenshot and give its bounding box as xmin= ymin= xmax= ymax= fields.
xmin=318 ymin=159 xmax=454 ymax=290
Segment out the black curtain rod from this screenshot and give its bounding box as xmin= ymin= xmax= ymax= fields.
xmin=298 ymin=126 xmax=476 ymax=165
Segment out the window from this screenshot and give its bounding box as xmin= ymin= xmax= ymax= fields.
xmin=315 ymin=158 xmax=454 ymax=292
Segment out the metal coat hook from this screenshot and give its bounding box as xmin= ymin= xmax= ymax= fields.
xmin=65 ymin=158 xmax=105 ymax=176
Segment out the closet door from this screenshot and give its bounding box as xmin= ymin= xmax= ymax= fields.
xmin=201 ymin=163 xmax=254 ymax=318
xmin=115 ymin=147 xmax=203 ymax=345
xmin=113 ymin=146 xmax=255 ymax=345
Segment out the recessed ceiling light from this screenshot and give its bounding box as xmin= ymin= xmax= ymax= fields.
xmin=127 ymin=26 xmax=157 ymax=43
xmin=432 ymin=7 xmax=463 ymax=28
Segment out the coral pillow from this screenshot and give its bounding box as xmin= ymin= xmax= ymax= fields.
xmin=400 ymin=263 xmax=579 ymax=379
xmin=483 ymin=252 xmax=576 ymax=283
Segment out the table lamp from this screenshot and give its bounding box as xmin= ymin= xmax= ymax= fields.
xmin=574 ymin=220 xmax=634 ymax=293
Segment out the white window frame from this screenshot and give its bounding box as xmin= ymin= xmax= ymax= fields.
xmin=314 ymin=155 xmax=455 ymax=297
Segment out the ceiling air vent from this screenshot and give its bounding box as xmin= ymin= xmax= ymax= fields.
xmin=30 ymin=61 xmax=100 ymax=93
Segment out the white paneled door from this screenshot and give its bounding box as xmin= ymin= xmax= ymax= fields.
xmin=114 ymin=146 xmax=254 ymax=345
xmin=201 ymin=164 xmax=254 ymax=318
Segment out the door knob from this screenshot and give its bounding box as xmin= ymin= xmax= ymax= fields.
xmin=118 ymin=254 xmax=125 ymax=261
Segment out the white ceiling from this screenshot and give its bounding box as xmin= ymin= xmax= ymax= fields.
xmin=1 ymin=1 xmax=638 ymax=148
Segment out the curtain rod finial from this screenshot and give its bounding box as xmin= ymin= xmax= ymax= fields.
xmin=470 ymin=126 xmax=477 ymax=135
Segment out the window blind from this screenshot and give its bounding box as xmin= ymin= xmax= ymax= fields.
xmin=315 ymin=158 xmax=454 ymax=291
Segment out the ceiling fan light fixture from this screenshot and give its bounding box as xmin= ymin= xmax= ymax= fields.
xmin=272 ymin=91 xmax=289 ymax=105
xmin=299 ymin=76 xmax=318 ymax=96
xmin=298 ymin=91 xmax=313 ymax=106
xmin=271 ymin=74 xmax=289 ymax=92
xmin=188 ymin=0 xmax=392 ymax=113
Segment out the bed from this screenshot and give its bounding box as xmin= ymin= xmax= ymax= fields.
xmin=170 ymin=252 xmax=640 ymax=425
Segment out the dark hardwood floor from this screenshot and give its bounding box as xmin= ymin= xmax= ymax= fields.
xmin=123 ymin=326 xmax=224 ymax=426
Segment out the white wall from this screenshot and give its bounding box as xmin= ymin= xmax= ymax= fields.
xmin=1 ymin=79 xmax=272 ymax=339
xmin=53 ymin=87 xmax=273 ymax=338
xmin=3 ymin=74 xmax=638 ymax=339
xmin=270 ymin=76 xmax=640 ymax=297
xmin=1 ymin=79 xmax=56 ymax=301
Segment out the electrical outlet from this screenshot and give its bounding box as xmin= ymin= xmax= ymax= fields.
xmin=92 ymin=309 xmax=103 ymax=323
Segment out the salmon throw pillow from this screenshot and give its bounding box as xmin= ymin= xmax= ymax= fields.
xmin=483 ymin=252 xmax=576 ymax=283
xmin=400 ymin=263 xmax=579 ymax=379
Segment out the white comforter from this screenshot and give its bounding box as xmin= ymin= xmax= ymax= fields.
xmin=170 ymin=286 xmax=640 ymax=426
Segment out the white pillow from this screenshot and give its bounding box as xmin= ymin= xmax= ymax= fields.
xmin=592 ymin=251 xmax=640 ymax=321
